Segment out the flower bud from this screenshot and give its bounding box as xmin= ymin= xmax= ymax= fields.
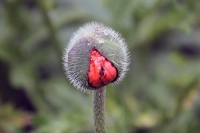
xmin=63 ymin=22 xmax=129 ymax=92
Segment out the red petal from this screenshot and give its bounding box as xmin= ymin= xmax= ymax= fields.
xmin=88 ymin=48 xmax=118 ymax=88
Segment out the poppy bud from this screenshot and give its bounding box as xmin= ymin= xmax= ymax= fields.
xmin=63 ymin=22 xmax=129 ymax=92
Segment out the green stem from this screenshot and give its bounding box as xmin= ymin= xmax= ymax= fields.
xmin=93 ymin=87 xmax=106 ymax=133
xmin=37 ymin=1 xmax=63 ymax=62
xmin=174 ymin=76 xmax=199 ymax=116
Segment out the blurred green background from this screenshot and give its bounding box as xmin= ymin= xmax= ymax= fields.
xmin=1 ymin=0 xmax=200 ymax=133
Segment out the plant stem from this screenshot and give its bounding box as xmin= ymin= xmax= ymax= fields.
xmin=37 ymin=1 xmax=63 ymax=62
xmin=93 ymin=87 xmax=106 ymax=133
xmin=174 ymin=76 xmax=199 ymax=116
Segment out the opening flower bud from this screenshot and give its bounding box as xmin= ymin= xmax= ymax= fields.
xmin=63 ymin=22 xmax=129 ymax=91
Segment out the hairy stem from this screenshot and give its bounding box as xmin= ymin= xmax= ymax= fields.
xmin=93 ymin=87 xmax=106 ymax=133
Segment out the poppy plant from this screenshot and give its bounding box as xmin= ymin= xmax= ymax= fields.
xmin=63 ymin=22 xmax=129 ymax=133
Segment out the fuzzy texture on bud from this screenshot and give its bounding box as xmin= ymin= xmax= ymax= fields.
xmin=63 ymin=22 xmax=129 ymax=92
